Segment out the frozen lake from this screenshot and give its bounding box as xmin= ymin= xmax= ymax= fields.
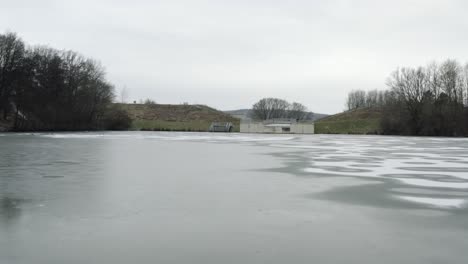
xmin=1 ymin=132 xmax=467 ymax=263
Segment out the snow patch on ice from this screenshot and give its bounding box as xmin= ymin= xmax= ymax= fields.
xmin=40 ymin=134 xmax=106 ymax=139
xmin=395 ymin=178 xmax=468 ymax=189
xmin=397 ymin=196 xmax=466 ymax=208
xmin=38 ymin=132 xmax=295 ymax=143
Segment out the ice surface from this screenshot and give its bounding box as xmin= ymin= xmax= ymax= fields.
xmin=13 ymin=132 xmax=468 ymax=209
xmin=2 ymin=132 xmax=468 ymax=264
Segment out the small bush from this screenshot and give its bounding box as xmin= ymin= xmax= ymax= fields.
xmin=103 ymin=106 xmax=132 ymax=130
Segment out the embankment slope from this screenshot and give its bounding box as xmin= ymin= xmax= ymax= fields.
xmin=315 ymin=108 xmax=382 ymax=134
xmin=121 ymin=103 xmax=240 ymax=132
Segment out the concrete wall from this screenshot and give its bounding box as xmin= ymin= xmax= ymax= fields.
xmin=291 ymin=123 xmax=315 ymax=134
xmin=240 ymin=122 xmax=314 ymax=134
xmin=240 ymin=122 xmax=265 ymax=133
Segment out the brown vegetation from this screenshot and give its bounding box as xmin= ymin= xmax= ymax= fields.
xmin=120 ymin=103 xmax=240 ymax=132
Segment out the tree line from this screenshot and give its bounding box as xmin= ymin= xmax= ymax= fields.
xmin=251 ymin=98 xmax=311 ymax=120
xmin=0 ymin=32 xmax=130 ymax=131
xmin=346 ymin=89 xmax=389 ymax=110
xmin=345 ymin=60 xmax=468 ymax=136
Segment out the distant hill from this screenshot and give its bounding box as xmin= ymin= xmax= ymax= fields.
xmin=314 ymin=107 xmax=383 ymax=134
xmin=224 ymin=109 xmax=329 ymax=121
xmin=224 ymin=109 xmax=252 ymax=120
xmin=312 ymin=113 xmax=329 ymax=121
xmin=121 ymin=103 xmax=240 ymax=132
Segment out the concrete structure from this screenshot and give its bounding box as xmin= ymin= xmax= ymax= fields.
xmin=240 ymin=119 xmax=314 ymax=134
xmin=209 ymin=122 xmax=234 ymax=132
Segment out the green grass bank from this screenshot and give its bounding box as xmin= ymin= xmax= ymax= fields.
xmin=315 ymin=108 xmax=382 ymax=134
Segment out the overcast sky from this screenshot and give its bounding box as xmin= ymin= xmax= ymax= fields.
xmin=2 ymin=0 xmax=468 ymax=114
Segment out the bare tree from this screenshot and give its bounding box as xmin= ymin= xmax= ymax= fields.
xmin=463 ymin=63 xmax=468 ymax=106
xmin=365 ymin=90 xmax=379 ymax=107
xmin=0 ymin=32 xmax=25 ymax=119
xmin=439 ymin=60 xmax=463 ymax=103
xmin=383 ymin=60 xmax=467 ymax=136
xmin=251 ymin=98 xmax=290 ymax=120
xmin=251 ymin=98 xmax=311 ymax=121
xmin=376 ymin=90 xmax=387 ymax=106
xmin=386 ymin=67 xmax=429 ymax=105
xmin=288 ymin=102 xmax=308 ymax=120
xmin=426 ymin=62 xmax=441 ymax=99
xmin=346 ymin=90 xmax=366 ymax=110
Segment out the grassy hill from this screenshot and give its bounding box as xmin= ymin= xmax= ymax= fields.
xmin=315 ymin=108 xmax=382 ymax=134
xmin=120 ymin=103 xmax=240 ymax=132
